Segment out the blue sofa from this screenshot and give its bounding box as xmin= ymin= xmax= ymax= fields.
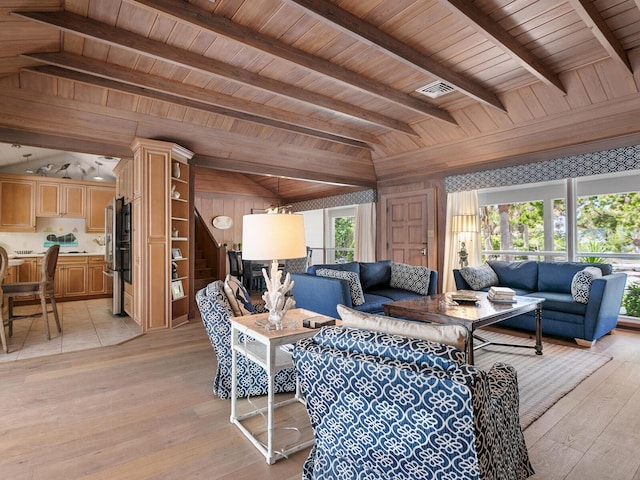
xmin=454 ymin=260 xmax=627 ymax=346
xmin=291 ymin=260 xmax=437 ymax=318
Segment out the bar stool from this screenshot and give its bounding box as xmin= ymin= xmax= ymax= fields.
xmin=3 ymin=244 xmax=62 ymax=342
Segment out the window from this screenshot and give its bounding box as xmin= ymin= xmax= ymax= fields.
xmin=477 ymin=171 xmax=640 ymax=302
xmin=478 ymin=180 xmax=566 ymax=262
xmin=326 ymin=206 xmax=355 ymax=263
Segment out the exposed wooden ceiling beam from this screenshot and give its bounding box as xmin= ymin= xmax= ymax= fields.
xmin=443 ymin=0 xmax=566 ymax=94
xmin=283 ymin=0 xmax=506 ymax=112
xmin=191 ymin=154 xmax=376 ymax=188
xmin=0 ymin=127 xmax=133 ymax=159
xmin=128 ymin=0 xmax=457 ymax=126
xmin=23 ymin=52 xmax=375 ymax=150
xmin=568 ymin=0 xmax=633 ymax=74
xmin=13 ymin=10 xmax=418 ymax=136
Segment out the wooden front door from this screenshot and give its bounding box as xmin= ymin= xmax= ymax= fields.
xmin=383 ymin=189 xmax=437 ymax=268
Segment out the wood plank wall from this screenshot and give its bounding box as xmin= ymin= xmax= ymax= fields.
xmin=193 ymin=167 xmax=277 ymax=249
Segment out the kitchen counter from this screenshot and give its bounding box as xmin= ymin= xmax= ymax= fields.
xmin=9 ymin=252 xmax=104 ymax=258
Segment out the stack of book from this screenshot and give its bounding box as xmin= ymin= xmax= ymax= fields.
xmin=488 ymin=286 xmax=516 ymax=303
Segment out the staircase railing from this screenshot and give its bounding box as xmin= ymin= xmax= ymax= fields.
xmin=194 ymin=208 xmax=227 ymax=285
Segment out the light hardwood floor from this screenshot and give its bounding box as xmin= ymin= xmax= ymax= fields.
xmin=0 ymin=306 xmax=639 ymax=479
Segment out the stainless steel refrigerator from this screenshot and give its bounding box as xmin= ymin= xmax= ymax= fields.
xmin=104 ymin=197 xmax=131 ymax=315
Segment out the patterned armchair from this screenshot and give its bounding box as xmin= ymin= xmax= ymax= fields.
xmin=293 ymin=326 xmax=534 ymax=480
xmin=195 ymin=281 xmax=296 ymax=399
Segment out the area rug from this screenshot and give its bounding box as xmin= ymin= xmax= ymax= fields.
xmin=473 ymin=330 xmax=612 ymax=430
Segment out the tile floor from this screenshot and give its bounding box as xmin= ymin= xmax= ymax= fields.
xmin=0 ymin=298 xmax=142 ymax=362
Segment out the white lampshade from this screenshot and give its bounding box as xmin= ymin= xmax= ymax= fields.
xmin=451 ymin=214 xmax=479 ymax=233
xmin=241 ymin=213 xmax=307 ymax=261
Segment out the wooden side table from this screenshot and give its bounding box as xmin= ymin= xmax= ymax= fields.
xmin=230 ymin=308 xmax=333 ymax=464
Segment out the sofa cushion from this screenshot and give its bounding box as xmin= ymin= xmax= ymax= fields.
xmin=571 ymin=267 xmax=603 ymax=304
xmin=367 ymin=287 xmax=422 ymax=302
xmin=389 ymin=262 xmax=432 ymax=295
xmin=352 ymin=293 xmax=394 ymax=313
xmin=538 ymin=262 xmax=610 ymax=293
xmin=460 ymin=263 xmax=499 ymax=290
xmin=523 ymin=291 xmax=588 ymax=317
xmin=487 ymin=260 xmax=538 ymax=291
xmin=316 ymin=268 xmax=365 ymax=306
xmin=307 ymin=261 xmax=359 ymax=276
xmin=337 ymin=305 xmax=468 ymax=353
xmin=223 ymin=275 xmax=255 ymax=316
xmin=359 ymin=260 xmax=392 ymax=291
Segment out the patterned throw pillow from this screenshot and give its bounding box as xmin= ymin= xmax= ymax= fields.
xmin=571 ymin=267 xmax=602 ymax=304
xmin=223 ymin=275 xmax=255 ymax=316
xmin=337 ymin=304 xmax=468 ymax=354
xmin=389 ymin=263 xmax=431 ymax=295
xmin=460 ymin=263 xmax=499 ymax=290
xmin=316 ymin=268 xmax=365 ymax=306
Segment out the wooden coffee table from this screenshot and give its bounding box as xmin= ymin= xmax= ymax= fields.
xmin=383 ymin=291 xmax=545 ymax=364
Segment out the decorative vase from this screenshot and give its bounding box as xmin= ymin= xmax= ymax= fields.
xmin=172 ymin=161 xmax=181 ymax=179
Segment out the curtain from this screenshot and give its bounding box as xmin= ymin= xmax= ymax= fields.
xmin=354 ymin=202 xmax=376 ymax=262
xmin=443 ymin=191 xmax=481 ymax=292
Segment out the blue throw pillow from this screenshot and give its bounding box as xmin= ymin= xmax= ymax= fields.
xmin=359 ymin=260 xmax=392 ymax=291
xmin=487 ymin=260 xmax=538 ymax=291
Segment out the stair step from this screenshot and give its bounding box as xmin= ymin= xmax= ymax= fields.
xmin=194 ymin=277 xmax=216 ymax=290
xmin=195 ymin=268 xmax=213 ymax=278
xmin=195 ymin=258 xmax=207 ymax=268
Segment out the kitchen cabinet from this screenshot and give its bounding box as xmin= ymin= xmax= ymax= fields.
xmin=86 ymin=185 xmax=116 ymax=233
xmin=14 ymin=255 xmax=110 ymax=305
xmin=113 ymin=159 xmax=134 ymax=202
xmin=88 ymin=256 xmax=112 ymax=295
xmin=36 ymin=181 xmax=85 ymax=217
xmin=0 ymin=176 xmax=35 ymax=231
xmin=49 ymin=256 xmax=88 ymax=298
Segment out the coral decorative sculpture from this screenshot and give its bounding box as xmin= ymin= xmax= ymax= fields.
xmin=261 ymin=260 xmax=296 ymax=330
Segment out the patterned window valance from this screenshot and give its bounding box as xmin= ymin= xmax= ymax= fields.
xmin=445 ymin=145 xmax=640 ymax=193
xmin=291 ymin=189 xmax=377 ymax=212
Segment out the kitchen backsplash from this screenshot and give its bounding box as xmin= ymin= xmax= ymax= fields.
xmin=0 ymin=217 xmax=105 ymax=255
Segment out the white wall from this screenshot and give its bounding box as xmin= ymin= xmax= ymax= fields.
xmin=301 ymin=209 xmax=324 ymax=265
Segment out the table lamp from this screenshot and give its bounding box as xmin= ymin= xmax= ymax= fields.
xmin=241 ymin=212 xmax=307 ymax=329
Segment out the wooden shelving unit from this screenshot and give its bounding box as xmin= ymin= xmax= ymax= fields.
xmin=170 ymin=169 xmax=190 ymax=325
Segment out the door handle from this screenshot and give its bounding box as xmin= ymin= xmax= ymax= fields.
xmin=421 ymin=247 xmax=427 ymax=256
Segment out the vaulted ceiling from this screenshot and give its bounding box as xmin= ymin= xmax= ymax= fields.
xmin=1 ymin=0 xmax=640 ymax=202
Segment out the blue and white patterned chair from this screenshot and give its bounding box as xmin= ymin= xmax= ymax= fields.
xmin=195 ymin=281 xmax=296 ymax=399
xmin=293 ymin=326 xmax=534 ymax=480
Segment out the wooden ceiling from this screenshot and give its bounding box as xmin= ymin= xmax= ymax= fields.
xmin=1 ymin=0 xmax=640 ymax=202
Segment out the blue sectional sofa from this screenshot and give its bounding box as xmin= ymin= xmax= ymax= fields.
xmin=291 ymin=260 xmax=437 ymax=318
xmin=454 ymin=260 xmax=627 ymax=346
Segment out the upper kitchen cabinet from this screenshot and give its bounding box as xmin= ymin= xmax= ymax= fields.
xmin=0 ymin=176 xmax=35 ymax=231
xmin=36 ymin=181 xmax=85 ymax=218
xmin=113 ymin=159 xmax=134 ymax=202
xmin=86 ymin=185 xmax=116 ymax=233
